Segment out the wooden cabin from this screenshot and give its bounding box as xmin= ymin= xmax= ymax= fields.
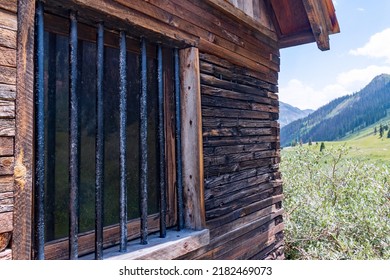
xmin=0 ymin=0 xmax=339 ymax=260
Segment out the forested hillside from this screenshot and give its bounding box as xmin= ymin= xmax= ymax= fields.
xmin=281 ymin=74 xmax=390 ymax=147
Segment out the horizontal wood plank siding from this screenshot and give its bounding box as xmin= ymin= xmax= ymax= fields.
xmin=0 ymin=4 xmax=16 ymax=257
xmin=178 ymin=52 xmax=284 ymax=260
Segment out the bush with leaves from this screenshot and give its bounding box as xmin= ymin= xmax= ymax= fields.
xmin=281 ymin=145 xmax=390 ymax=259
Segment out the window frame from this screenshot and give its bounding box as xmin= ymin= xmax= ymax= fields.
xmin=13 ymin=0 xmax=207 ymax=260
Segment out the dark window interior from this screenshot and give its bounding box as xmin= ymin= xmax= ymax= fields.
xmin=42 ymin=17 xmax=172 ymax=244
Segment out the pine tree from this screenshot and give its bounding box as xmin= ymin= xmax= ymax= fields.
xmin=374 ymin=126 xmax=377 ymax=135
xmin=379 ymin=124 xmax=384 ymax=138
xmin=320 ymin=142 xmax=325 ymax=152
xmin=308 ymin=138 xmax=312 ymax=146
xmin=387 ymin=129 xmax=390 ymax=138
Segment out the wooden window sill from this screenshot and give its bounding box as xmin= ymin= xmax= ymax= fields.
xmin=82 ymin=229 xmax=209 ymax=260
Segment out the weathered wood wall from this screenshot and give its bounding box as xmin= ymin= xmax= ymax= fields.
xmin=178 ymin=52 xmax=284 ymax=260
xmin=0 ymin=0 xmax=17 ymax=260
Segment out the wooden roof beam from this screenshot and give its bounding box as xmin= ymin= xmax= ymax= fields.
xmin=302 ymin=0 xmax=331 ymax=51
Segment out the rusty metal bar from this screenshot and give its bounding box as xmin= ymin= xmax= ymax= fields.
xmin=174 ymin=48 xmax=184 ymax=230
xmin=69 ymin=10 xmax=79 ymax=260
xmin=45 ymin=32 xmax=57 ymax=244
xmin=34 ymin=0 xmax=45 ymax=260
xmin=157 ymin=45 xmax=166 ymax=238
xmin=119 ymin=31 xmax=128 ymax=253
xmin=95 ymin=22 xmax=104 ymax=260
xmin=140 ymin=37 xmax=148 ymax=245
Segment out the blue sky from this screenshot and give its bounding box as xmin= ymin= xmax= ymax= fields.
xmin=279 ymin=0 xmax=390 ymax=110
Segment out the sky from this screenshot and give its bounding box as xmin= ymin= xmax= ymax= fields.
xmin=278 ymin=0 xmax=390 ymax=110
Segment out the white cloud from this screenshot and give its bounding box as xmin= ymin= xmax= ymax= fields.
xmin=279 ymin=65 xmax=390 ymax=110
xmin=336 ymin=65 xmax=390 ymax=92
xmin=349 ymin=28 xmax=390 ymax=62
xmin=357 ymin=7 xmax=365 ymax=12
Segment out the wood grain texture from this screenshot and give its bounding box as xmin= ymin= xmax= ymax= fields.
xmin=0 ymin=66 xmax=16 ymax=85
xmin=0 ymin=175 xmax=13 ymax=192
xmin=0 ymin=157 xmax=13 ymax=175
xmin=0 ymin=27 xmax=16 ymax=49
xmin=0 ymin=46 xmax=16 ymax=67
xmin=0 ymin=100 xmax=15 ymax=118
xmin=0 ymin=0 xmax=17 ymax=13
xmin=0 ymin=232 xmax=12 ymax=251
xmin=105 ymin=229 xmax=209 ymax=260
xmin=13 ymin=0 xmax=35 ymax=260
xmin=0 ymin=119 xmax=15 ymax=136
xmin=0 ymin=84 xmax=16 ymax=100
xmin=0 ymin=211 xmax=13 ymax=233
xmin=0 ymin=137 xmax=13 ymax=156
xmin=0 ymin=248 xmax=11 ymax=259
xmin=0 ymin=9 xmax=16 ymax=31
xmin=179 ymin=47 xmax=206 ymax=230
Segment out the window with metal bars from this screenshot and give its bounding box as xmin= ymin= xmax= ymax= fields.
xmin=33 ymin=1 xmax=185 ymax=260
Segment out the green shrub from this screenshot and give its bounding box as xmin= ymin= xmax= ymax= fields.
xmin=281 ymin=145 xmax=390 ymax=259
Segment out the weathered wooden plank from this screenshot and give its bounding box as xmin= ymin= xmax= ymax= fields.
xmin=0 ymin=119 xmax=15 ymax=136
xmin=203 ymin=135 xmax=277 ymax=147
xmin=45 ymin=214 xmax=161 ymax=259
xmin=0 ymin=0 xmax=17 ymax=13
xmin=0 ymin=191 xmax=13 ymax=213
xmin=220 ymin=223 xmax=284 ymax=260
xmin=0 ymin=9 xmax=16 ymax=31
xmin=114 ymin=0 xmax=278 ymax=73
xmin=202 ymin=117 xmax=277 ymax=129
xmin=0 ymin=248 xmax=11 ymax=259
xmin=180 ymin=47 xmax=206 ymax=230
xmin=105 ymin=229 xmax=209 ymax=260
xmin=200 ymin=39 xmax=277 ymax=84
xmin=0 ymin=175 xmax=13 ymax=192
xmin=0 ymin=84 xmax=16 ymax=100
xmin=202 ymin=106 xmax=271 ymax=120
xmin=203 ymin=127 xmax=273 ymax=138
xmin=53 ymin=0 xmax=199 ymax=47
xmin=206 ymin=194 xmax=283 ymax=229
xmin=302 ymin=0 xmax=330 ymax=51
xmin=201 ymin=85 xmax=273 ymax=106
xmin=0 ymin=156 xmax=13 ymax=175
xmin=201 ymin=95 xmax=277 ymax=114
xmin=203 ymin=0 xmax=277 ymax=41
xmin=0 ymin=232 xmax=11 ymax=251
xmin=199 ymin=52 xmax=279 ymax=87
xmin=201 ymin=73 xmax=274 ymax=97
xmin=204 ymin=156 xmax=278 ymax=178
xmin=250 ymin=238 xmax=284 ymax=260
xmin=204 ymin=164 xmax=278 ymax=190
xmin=13 ymin=0 xmax=35 ymax=260
xmin=206 ymin=185 xmax=282 ymax=219
xmin=200 ymin=60 xmax=277 ymax=91
xmin=0 ymin=46 xmax=16 ymax=67
xmin=0 ymin=100 xmax=14 ymax=118
xmin=211 ymin=206 xmax=283 ymax=239
xmin=0 ymin=65 xmax=16 ymax=85
xmin=0 ymin=211 xmax=12 ymax=233
xmin=204 ymin=150 xmax=278 ymax=168
xmin=0 ymin=27 xmax=16 ymax=49
xmin=205 ymin=179 xmax=280 ymax=210
xmin=203 ymin=143 xmax=272 ymax=157
xmin=0 ymin=137 xmax=13 ymax=156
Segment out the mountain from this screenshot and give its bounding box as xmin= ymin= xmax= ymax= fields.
xmin=281 ymin=74 xmax=390 ymax=147
xmin=279 ymin=101 xmax=314 ymax=127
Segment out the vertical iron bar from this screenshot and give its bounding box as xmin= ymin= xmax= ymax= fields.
xmin=69 ymin=10 xmax=79 ymax=260
xmin=119 ymin=31 xmax=128 ymax=252
xmin=34 ymin=0 xmax=45 ymax=260
xmin=46 ymin=32 xmax=57 ymax=243
xmin=140 ymin=37 xmax=148 ymax=244
xmin=157 ymin=45 xmax=166 ymax=238
xmin=95 ymin=22 xmax=104 ymax=260
xmin=174 ymin=48 xmax=184 ymax=230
